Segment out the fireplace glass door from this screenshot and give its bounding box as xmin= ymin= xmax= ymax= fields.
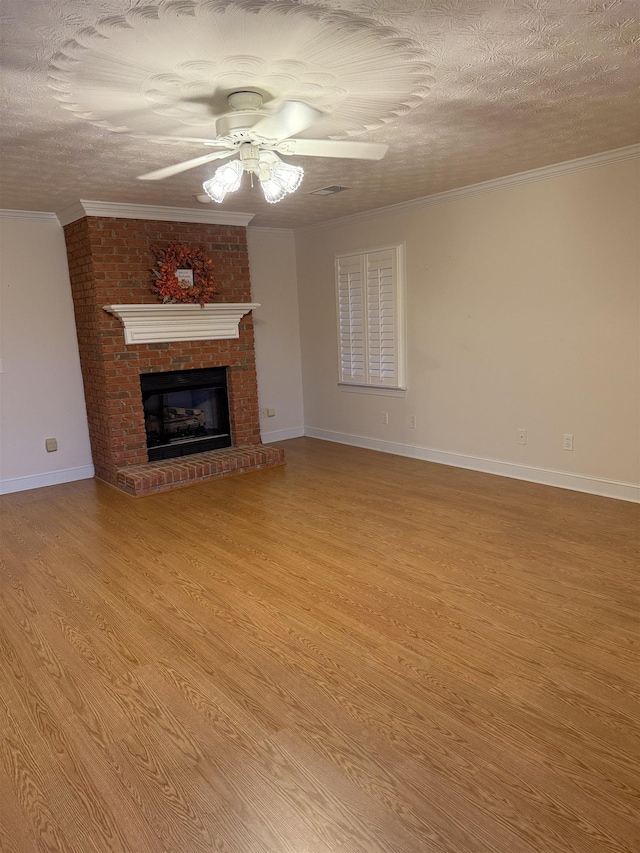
xmin=140 ymin=367 xmax=231 ymax=461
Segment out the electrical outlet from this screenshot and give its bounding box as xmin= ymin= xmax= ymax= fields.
xmin=267 ymin=407 xmax=276 ymax=418
xmin=408 ymin=415 xmax=417 ymax=429
xmin=45 ymin=438 xmax=58 ymax=453
xmin=517 ymin=428 xmax=527 ymax=445
xmin=260 ymin=408 xmax=268 ymax=419
xmin=563 ymin=433 xmax=574 ymax=451
xmin=381 ymin=411 xmax=389 ymax=425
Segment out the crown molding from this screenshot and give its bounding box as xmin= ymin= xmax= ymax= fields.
xmin=247 ymin=226 xmax=295 ymax=236
xmin=56 ymin=200 xmax=255 ymax=227
xmin=296 ymin=144 xmax=640 ymax=235
xmin=0 ymin=209 xmax=58 ymax=222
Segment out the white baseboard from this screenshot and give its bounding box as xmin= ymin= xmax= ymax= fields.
xmin=0 ymin=465 xmax=95 ymax=495
xmin=304 ymin=428 xmax=639 ymax=503
xmin=261 ymin=426 xmax=306 ymax=443
xmin=2 ymin=436 xmax=636 ymax=503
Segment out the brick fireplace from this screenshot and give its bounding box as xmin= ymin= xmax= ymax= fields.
xmin=64 ymin=212 xmax=284 ymax=496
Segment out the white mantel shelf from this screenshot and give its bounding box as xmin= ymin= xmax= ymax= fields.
xmin=104 ymin=303 xmax=260 ymax=345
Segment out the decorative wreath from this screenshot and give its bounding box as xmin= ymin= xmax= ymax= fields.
xmin=151 ymin=242 xmax=218 ymax=306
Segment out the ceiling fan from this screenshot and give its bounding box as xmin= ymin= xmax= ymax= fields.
xmin=137 ymin=91 xmax=388 ymax=204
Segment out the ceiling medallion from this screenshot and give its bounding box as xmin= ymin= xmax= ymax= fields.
xmin=47 ymin=0 xmax=434 ymax=141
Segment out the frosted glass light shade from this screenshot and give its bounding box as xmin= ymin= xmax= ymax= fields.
xmin=260 ymin=176 xmax=288 ymax=204
xmin=259 ymin=159 xmax=304 ymax=203
xmin=202 ymin=159 xmax=243 ymax=202
xmin=271 ymin=161 xmax=304 ymax=193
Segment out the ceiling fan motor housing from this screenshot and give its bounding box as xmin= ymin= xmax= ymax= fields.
xmin=216 ymin=111 xmax=264 ymax=139
xmin=216 ymin=91 xmax=266 ymax=138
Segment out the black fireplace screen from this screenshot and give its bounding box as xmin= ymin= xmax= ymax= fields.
xmin=140 ymin=367 xmax=231 ymax=461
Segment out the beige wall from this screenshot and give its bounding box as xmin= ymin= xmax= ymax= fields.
xmin=2 ymin=155 xmax=637 ymax=498
xmin=248 ymin=227 xmax=304 ymax=441
xmin=295 ymin=157 xmax=640 ymax=497
xmin=0 ymin=216 xmax=93 ymax=491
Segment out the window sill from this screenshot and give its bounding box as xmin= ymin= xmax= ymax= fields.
xmin=338 ymin=383 xmax=407 ymax=397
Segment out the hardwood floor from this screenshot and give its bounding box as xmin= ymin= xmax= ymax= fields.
xmin=1 ymin=437 xmax=638 ymax=853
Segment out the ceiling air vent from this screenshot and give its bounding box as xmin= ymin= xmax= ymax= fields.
xmin=309 ymin=185 xmax=350 ymax=196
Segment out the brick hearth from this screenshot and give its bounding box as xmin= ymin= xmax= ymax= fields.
xmin=116 ymin=445 xmax=284 ymax=497
xmin=64 ymin=215 xmax=283 ymax=494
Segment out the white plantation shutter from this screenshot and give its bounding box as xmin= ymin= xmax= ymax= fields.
xmin=366 ymin=249 xmax=398 ymax=386
xmin=337 ymin=253 xmax=366 ymax=383
xmin=337 ymin=245 xmax=404 ymax=389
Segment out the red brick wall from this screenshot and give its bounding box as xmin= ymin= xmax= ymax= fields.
xmin=64 ymin=216 xmax=260 ymax=486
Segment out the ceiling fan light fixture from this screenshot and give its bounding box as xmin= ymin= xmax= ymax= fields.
xmin=200 ymin=146 xmax=305 ymax=205
xmin=202 ymin=158 xmax=243 ymax=202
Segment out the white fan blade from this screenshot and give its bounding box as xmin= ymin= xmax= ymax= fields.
xmin=278 ymin=138 xmax=388 ymax=160
xmin=144 ymin=135 xmax=235 ymax=148
xmin=137 ymin=150 xmax=235 ymax=181
xmin=252 ymin=101 xmax=321 ymax=142
xmin=84 ymin=104 xmax=220 ymax=138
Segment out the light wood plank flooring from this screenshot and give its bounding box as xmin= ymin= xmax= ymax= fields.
xmin=1 ymin=437 xmax=639 ymax=852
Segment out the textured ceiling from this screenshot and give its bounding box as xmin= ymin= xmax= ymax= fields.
xmin=0 ymin=0 xmax=638 ymax=228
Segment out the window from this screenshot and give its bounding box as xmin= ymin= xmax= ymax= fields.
xmin=336 ymin=244 xmax=405 ymax=390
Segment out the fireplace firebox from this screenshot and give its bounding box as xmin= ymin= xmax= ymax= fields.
xmin=140 ymin=367 xmax=231 ymax=461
